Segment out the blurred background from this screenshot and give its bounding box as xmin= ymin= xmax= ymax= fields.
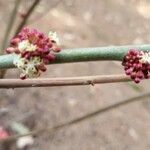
xmin=0 ymin=0 xmax=150 ymax=149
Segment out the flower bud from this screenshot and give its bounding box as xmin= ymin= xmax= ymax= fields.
xmin=122 ymin=49 xmax=150 ymax=83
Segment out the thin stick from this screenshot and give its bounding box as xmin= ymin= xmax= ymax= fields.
xmin=0 ymin=0 xmax=21 ymax=79
xmin=28 ymin=0 xmax=62 ymax=25
xmin=1 ymin=0 xmax=21 ymax=51
xmin=1 ymin=92 xmax=150 ymax=143
xmin=15 ymin=0 xmax=41 ymax=35
xmin=0 ymin=74 xmax=131 ymax=88
xmin=1 ymin=0 xmax=40 ymax=78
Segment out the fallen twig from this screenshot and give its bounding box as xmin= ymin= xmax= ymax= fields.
xmin=0 ymin=74 xmax=131 ymax=88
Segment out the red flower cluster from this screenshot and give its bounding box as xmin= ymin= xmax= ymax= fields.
xmin=122 ymin=49 xmax=150 ymax=83
xmin=0 ymin=127 xmax=9 ymax=139
xmin=6 ymin=27 xmax=61 ymax=79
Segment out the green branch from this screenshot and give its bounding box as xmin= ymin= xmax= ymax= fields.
xmin=0 ymin=44 xmax=150 ymax=69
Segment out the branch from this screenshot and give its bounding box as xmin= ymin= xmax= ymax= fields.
xmin=0 ymin=74 xmax=130 ymax=88
xmin=0 ymin=45 xmax=150 ymax=69
xmin=1 ymin=0 xmax=21 ymax=52
xmin=0 ymin=0 xmax=21 ymax=79
xmin=15 ymin=0 xmax=41 ymax=35
xmin=1 ymin=92 xmax=150 ymax=143
xmin=28 ymin=0 xmax=62 ymax=25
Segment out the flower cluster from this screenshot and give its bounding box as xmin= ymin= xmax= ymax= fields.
xmin=122 ymin=49 xmax=150 ymax=83
xmin=0 ymin=127 xmax=9 ymax=139
xmin=6 ymin=27 xmax=61 ymax=79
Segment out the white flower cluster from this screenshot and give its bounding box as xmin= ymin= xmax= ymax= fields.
xmin=17 ymin=136 xmax=34 ymax=149
xmin=18 ymin=40 xmax=37 ymax=52
xmin=14 ymin=55 xmax=42 ymax=78
xmin=48 ymin=31 xmax=60 ymax=44
xmin=140 ymin=51 xmax=150 ymax=64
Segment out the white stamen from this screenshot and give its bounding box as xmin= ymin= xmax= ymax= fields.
xmin=48 ymin=31 xmax=59 ymax=44
xmin=13 ymin=54 xmax=42 ymax=78
xmin=140 ymin=52 xmax=150 ymax=63
xmin=18 ymin=40 xmax=37 ymax=52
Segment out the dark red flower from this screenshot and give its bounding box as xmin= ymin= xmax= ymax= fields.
xmin=122 ymin=49 xmax=150 ymax=83
xmin=6 ymin=27 xmax=61 ymax=79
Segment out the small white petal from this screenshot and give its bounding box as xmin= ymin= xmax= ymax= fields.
xmin=18 ymin=40 xmax=29 ymax=51
xmin=26 ymin=44 xmax=37 ymax=52
xmin=140 ymin=52 xmax=150 ymax=63
xmin=18 ymin=40 xmax=37 ymax=52
xmin=13 ymin=55 xmax=27 ymax=69
xmin=17 ymin=136 xmax=34 ymax=149
xmin=48 ymin=31 xmax=60 ymax=44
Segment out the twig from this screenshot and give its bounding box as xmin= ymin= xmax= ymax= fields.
xmin=15 ymin=0 xmax=41 ymax=35
xmin=0 ymin=74 xmax=131 ymax=88
xmin=28 ymin=0 xmax=62 ymax=25
xmin=0 ymin=0 xmax=21 ymax=79
xmin=1 ymin=45 xmax=150 ymax=70
xmin=1 ymin=0 xmax=21 ymax=52
xmin=0 ymin=0 xmax=40 ymax=78
xmin=1 ymin=92 xmax=150 ymax=143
